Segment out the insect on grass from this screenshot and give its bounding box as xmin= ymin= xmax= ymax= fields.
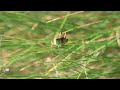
xmin=51 ymin=32 xmax=68 ymax=47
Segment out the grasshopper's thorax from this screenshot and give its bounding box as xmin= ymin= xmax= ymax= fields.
xmin=51 ymin=32 xmax=68 ymax=47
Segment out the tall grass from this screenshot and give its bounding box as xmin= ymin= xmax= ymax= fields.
xmin=0 ymin=11 xmax=120 ymax=79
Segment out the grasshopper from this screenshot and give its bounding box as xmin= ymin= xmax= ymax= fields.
xmin=51 ymin=32 xmax=68 ymax=47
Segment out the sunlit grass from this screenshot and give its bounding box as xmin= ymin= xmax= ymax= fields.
xmin=0 ymin=11 xmax=120 ymax=79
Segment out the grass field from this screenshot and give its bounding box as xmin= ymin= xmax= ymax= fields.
xmin=0 ymin=11 xmax=120 ymax=79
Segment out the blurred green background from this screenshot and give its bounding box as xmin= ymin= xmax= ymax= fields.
xmin=0 ymin=11 xmax=120 ymax=79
